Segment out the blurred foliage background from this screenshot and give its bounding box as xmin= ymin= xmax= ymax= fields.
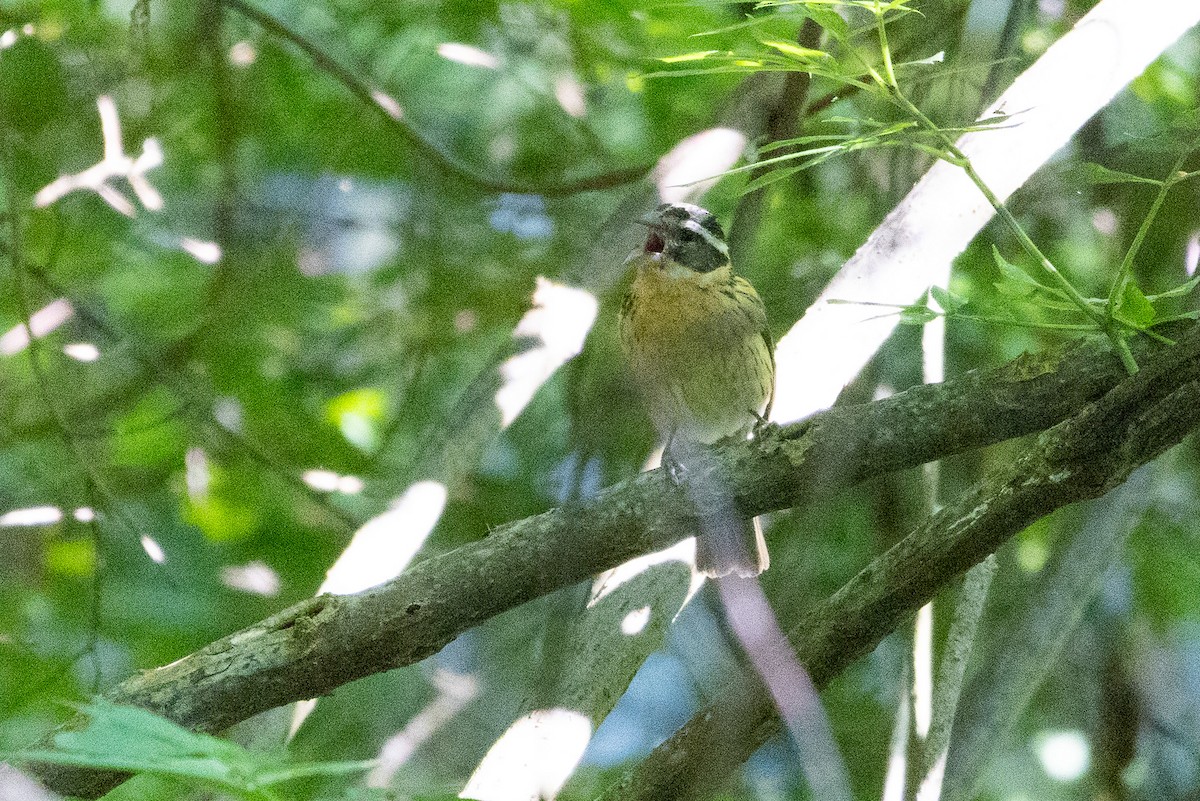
xmin=1 ymin=0 xmax=1199 ymax=800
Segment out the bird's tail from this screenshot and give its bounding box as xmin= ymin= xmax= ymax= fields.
xmin=695 ymin=515 xmax=769 ymax=579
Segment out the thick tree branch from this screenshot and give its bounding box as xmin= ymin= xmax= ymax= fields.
xmin=27 ymin=325 xmax=1196 ymax=798
xmin=596 ymin=325 xmax=1200 ymax=801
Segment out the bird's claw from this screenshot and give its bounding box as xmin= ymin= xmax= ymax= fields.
xmin=750 ymin=409 xmax=775 ymax=440
xmin=664 ymin=452 xmax=687 ymax=484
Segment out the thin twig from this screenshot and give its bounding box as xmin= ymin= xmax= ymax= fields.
xmin=871 ymin=14 xmax=1138 ymax=372
xmin=24 ymin=265 xmax=363 ymax=534
xmin=222 ymin=0 xmax=652 ymax=197
xmin=1106 ymin=139 xmax=1200 ymax=313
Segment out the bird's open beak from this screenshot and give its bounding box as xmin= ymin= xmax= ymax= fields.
xmin=634 ymin=210 xmax=665 ymax=255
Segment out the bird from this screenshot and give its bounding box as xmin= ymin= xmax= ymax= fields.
xmin=618 ymin=202 xmax=774 ymax=578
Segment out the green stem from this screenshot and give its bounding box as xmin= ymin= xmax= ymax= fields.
xmin=868 ymin=10 xmax=1138 ymax=372
xmin=952 ymin=314 xmax=1098 ymax=331
xmin=1107 ymin=140 xmax=1200 ymax=310
xmin=895 ymin=90 xmax=1108 ymax=328
xmin=874 ymin=4 xmax=899 ymax=89
xmin=980 ymin=175 xmax=1141 ymax=375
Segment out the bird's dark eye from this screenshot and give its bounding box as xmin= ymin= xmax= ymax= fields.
xmin=644 ymin=231 xmax=665 ymax=254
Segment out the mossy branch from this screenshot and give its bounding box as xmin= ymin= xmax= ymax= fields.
xmin=26 ymin=325 xmax=1200 ymax=799
xmin=597 ymin=324 xmax=1200 ymax=801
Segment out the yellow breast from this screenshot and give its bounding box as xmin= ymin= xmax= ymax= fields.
xmin=619 ymin=255 xmax=774 ymax=445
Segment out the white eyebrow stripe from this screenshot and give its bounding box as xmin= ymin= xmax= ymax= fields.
xmin=682 ymin=218 xmax=729 ymax=256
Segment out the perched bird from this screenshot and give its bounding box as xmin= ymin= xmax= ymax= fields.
xmin=618 ymin=202 xmax=774 ymax=578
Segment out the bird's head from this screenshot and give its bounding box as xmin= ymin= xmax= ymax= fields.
xmin=635 ymin=202 xmax=730 ymax=274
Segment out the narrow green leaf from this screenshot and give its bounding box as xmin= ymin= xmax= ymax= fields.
xmin=1153 ymin=310 xmax=1200 ymax=323
xmin=760 ymin=40 xmax=829 ymax=61
xmin=758 ymin=133 xmax=858 ymax=152
xmin=1079 ymin=163 xmax=1163 ymax=186
xmin=991 ymin=246 xmax=1040 ymax=288
xmin=659 ymin=50 xmax=721 ymax=63
xmin=253 ymin=759 xmax=377 ymax=787
xmin=826 ymin=299 xmax=907 ymax=308
xmin=899 ymin=306 xmax=938 ymax=325
xmin=1147 ymin=273 xmax=1200 ymax=301
xmin=1027 ymin=298 xmax=1094 ymax=312
xmin=930 ymin=285 xmax=966 ymax=313
xmin=6 ymin=749 xmax=239 ymax=785
xmin=742 ymin=164 xmax=807 ymax=193
xmin=642 ymin=64 xmax=777 ymax=79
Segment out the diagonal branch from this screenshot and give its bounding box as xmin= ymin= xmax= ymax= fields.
xmin=596 ymin=325 xmax=1200 ymax=801
xmin=26 ymin=324 xmax=1198 ymax=799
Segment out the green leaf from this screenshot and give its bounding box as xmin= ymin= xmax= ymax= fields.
xmin=10 ymin=701 xmax=373 ymax=793
xmin=658 ymin=50 xmax=722 ymax=63
xmin=1153 ymin=310 xmax=1200 ymax=323
xmin=991 ymin=246 xmax=1041 ymax=295
xmin=40 ymin=701 xmax=252 ymax=785
xmin=899 ymin=305 xmax=938 ymax=325
xmin=1026 ymin=297 xmax=1095 ymax=312
xmin=1079 ymin=163 xmax=1163 ymax=186
xmin=1113 ymin=281 xmax=1156 ymax=329
xmin=989 ymin=247 xmax=1077 ymax=306
xmin=742 ymin=163 xmax=807 ymax=193
xmin=929 ymin=285 xmax=966 ymax=313
xmin=760 ymin=39 xmax=829 ymax=62
xmin=1146 ymin=273 xmax=1200 ymax=301
xmin=802 ymin=5 xmax=852 ymax=41
xmin=252 ymin=759 xmax=378 ymax=788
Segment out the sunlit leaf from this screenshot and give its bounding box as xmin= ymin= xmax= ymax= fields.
xmin=45 ymin=539 xmax=97 ymax=577
xmin=898 ymin=305 xmax=938 ymax=325
xmin=1113 ymin=280 xmax=1156 ymax=329
xmin=894 ymin=51 xmax=945 ymax=68
xmin=659 ymin=50 xmax=721 ymax=63
xmin=930 ymin=284 xmax=967 ymax=313
xmin=760 ymin=39 xmax=829 ymax=61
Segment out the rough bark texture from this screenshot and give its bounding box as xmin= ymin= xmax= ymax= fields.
xmin=596 ymin=324 xmax=1200 ymax=801
xmin=28 ymin=325 xmax=1197 ymax=799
